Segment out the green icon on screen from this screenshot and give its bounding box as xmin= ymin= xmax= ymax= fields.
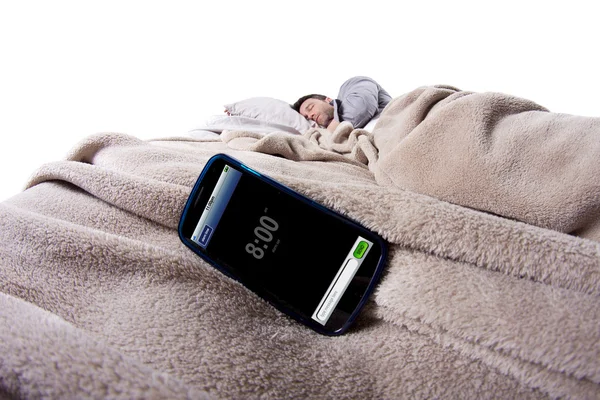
xmin=224 ymin=166 xmax=229 ymax=172
xmin=353 ymin=241 xmax=369 ymax=259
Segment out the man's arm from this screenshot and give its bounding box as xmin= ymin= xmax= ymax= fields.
xmin=338 ymin=77 xmax=381 ymax=128
xmin=327 ymin=119 xmax=340 ymax=132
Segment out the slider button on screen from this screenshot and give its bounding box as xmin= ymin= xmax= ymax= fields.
xmin=316 ymin=258 xmax=359 ymax=322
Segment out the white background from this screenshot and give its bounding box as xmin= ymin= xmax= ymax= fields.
xmin=1 ymin=0 xmax=598 ymax=202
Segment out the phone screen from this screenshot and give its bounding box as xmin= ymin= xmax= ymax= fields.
xmin=179 ymin=154 xmax=386 ymax=335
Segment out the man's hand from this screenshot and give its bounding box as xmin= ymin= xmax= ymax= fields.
xmin=327 ymin=120 xmax=340 ymax=132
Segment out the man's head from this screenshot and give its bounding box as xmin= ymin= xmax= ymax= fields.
xmin=292 ymin=94 xmax=335 ymax=127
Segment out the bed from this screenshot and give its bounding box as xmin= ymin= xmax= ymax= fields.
xmin=1 ymin=86 xmax=599 ymax=399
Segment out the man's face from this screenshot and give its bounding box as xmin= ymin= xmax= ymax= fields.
xmin=299 ymin=98 xmax=334 ymax=127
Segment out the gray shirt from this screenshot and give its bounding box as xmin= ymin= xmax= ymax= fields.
xmin=332 ymin=76 xmax=392 ymax=128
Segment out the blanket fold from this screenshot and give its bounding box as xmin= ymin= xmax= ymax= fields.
xmin=373 ymin=86 xmax=600 ymax=239
xmin=0 ymin=292 xmax=211 ymax=399
xmin=2 ymin=86 xmax=600 ymax=399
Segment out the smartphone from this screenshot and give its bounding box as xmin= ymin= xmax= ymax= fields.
xmin=178 ymin=154 xmax=387 ymax=335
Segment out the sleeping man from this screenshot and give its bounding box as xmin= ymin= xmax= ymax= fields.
xmin=292 ymin=76 xmax=392 ymax=131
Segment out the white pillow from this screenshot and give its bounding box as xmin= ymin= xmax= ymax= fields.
xmin=224 ymin=97 xmax=314 ymax=133
xmin=192 ymin=115 xmax=302 ymax=135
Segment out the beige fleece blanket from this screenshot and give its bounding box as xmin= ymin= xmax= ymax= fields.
xmin=1 ymin=86 xmax=599 ymax=399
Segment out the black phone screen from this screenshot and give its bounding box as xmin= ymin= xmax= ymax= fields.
xmin=179 ymin=155 xmax=386 ymax=335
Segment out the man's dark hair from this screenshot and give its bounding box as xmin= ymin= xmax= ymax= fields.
xmin=291 ymin=94 xmax=327 ymax=113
